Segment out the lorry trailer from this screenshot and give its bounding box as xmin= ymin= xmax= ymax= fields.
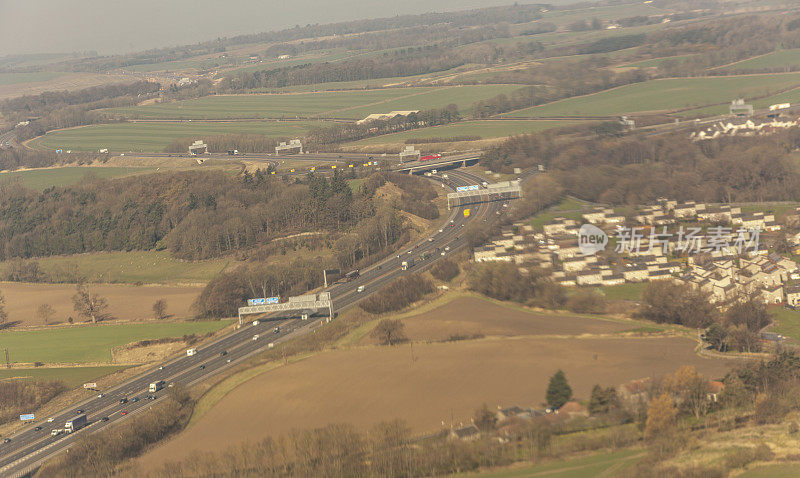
xmin=64 ymin=414 xmax=87 ymax=433
xmin=149 ymin=380 xmax=165 ymax=393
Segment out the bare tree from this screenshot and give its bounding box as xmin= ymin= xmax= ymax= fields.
xmin=153 ymin=299 xmax=168 ymax=320
xmin=72 ymin=284 xmax=109 ymax=324
xmin=36 ymin=304 xmax=55 ymax=325
xmin=0 ymin=290 xmax=7 ymax=325
xmin=370 ymin=319 xmax=407 ymax=346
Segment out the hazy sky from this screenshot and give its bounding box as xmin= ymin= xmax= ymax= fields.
xmin=1 ymin=0 xmax=550 ymax=57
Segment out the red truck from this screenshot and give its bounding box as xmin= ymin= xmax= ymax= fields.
xmin=419 ymin=153 xmax=442 ymax=161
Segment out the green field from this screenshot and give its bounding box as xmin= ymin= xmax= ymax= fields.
xmin=0 ymin=250 xmax=230 ymax=284
xmin=740 ymin=463 xmax=800 ymax=478
xmin=768 ymin=306 xmax=800 ymax=340
xmin=0 ymin=366 xmax=129 ymax=387
xmin=597 ymin=282 xmax=646 ymax=301
xmin=107 ymin=89 xmax=435 ymax=119
xmin=459 ymin=449 xmax=643 ymax=477
xmin=350 ymin=119 xmax=580 ymax=145
xmin=621 ymin=54 xmax=700 ymax=68
xmin=716 ymin=49 xmax=800 ymax=72
xmin=505 ymin=73 xmax=800 ymax=118
xmin=679 ymin=84 xmax=800 ymax=117
xmin=0 ymin=71 xmax=63 ymax=85
xmin=106 ymin=85 xmax=522 ymax=121
xmin=0 ymin=320 xmax=230 ymax=364
xmin=0 ymin=167 xmax=156 ymax=191
xmin=30 ymin=120 xmax=326 ymax=152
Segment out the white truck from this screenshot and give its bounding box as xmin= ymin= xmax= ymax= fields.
xmin=149 ymin=380 xmax=165 ymax=393
xmin=64 ymin=414 xmax=87 ymax=434
xmin=186 ymin=348 xmax=197 ymax=356
xmin=401 ymin=258 xmax=414 ymax=270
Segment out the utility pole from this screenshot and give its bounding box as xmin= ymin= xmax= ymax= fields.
xmin=5 ymin=348 xmax=9 ymax=369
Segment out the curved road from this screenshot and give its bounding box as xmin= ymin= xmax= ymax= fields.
xmin=0 ymin=168 xmax=502 ymax=478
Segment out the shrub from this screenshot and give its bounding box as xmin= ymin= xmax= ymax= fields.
xmin=566 ymin=290 xmax=606 ymax=314
xmin=359 ymin=274 xmax=435 ymax=314
xmin=430 ymin=258 xmax=460 ymax=282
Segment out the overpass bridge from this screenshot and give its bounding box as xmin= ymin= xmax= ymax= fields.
xmin=391 ymin=152 xmax=482 ymax=174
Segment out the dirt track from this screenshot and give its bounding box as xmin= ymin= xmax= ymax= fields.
xmin=0 ymin=282 xmax=202 ymax=326
xmin=138 ymin=334 xmax=732 ymax=469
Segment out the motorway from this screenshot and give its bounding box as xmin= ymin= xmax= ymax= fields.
xmin=0 ymin=168 xmax=502 ymax=478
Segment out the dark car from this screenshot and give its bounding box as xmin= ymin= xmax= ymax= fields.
xmin=33 ymin=426 xmax=42 ymax=431
xmin=101 ymin=417 xmax=109 ymax=422
xmin=131 ymin=397 xmax=139 ymax=403
xmin=273 ymin=326 xmax=280 ymax=334
xmin=119 ymin=398 xmax=128 ymax=404
xmin=76 ymin=409 xmax=84 ymax=414
xmin=3 ymin=438 xmax=10 ymax=443
xmin=200 ymin=365 xmax=206 ymax=370
xmin=220 ymin=350 xmax=228 ymax=356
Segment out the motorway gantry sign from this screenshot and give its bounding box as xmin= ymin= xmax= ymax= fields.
xmin=248 ymin=297 xmax=279 ymax=306
xmin=19 ymin=414 xmax=34 ymax=421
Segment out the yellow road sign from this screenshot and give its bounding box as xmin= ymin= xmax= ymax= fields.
xmin=463 ymin=208 xmax=471 ymax=218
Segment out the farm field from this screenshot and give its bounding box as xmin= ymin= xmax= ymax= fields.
xmin=715 ymin=49 xmax=800 ymax=72
xmin=678 ymin=85 xmax=800 ymax=117
xmin=0 ymin=320 xmax=229 ymax=364
xmin=106 ymin=89 xmax=436 ymax=119
xmin=459 ymin=449 xmax=644 ymax=477
xmin=380 ymin=296 xmax=632 ymax=342
xmin=0 ymin=167 xmax=157 ymax=191
xmin=0 ymin=72 xmax=134 ymax=101
xmin=349 ymin=120 xmax=579 ymax=145
xmin=29 ymin=120 xmax=326 ymax=152
xmin=0 ymin=250 xmax=230 ymax=285
xmin=504 ymin=73 xmax=800 ymax=118
xmin=740 ymin=463 xmax=800 ymax=478
xmin=620 ymin=53 xmax=700 ymax=69
xmin=106 ymin=85 xmax=522 ymax=121
xmin=138 ymin=332 xmax=730 ymax=467
xmin=0 ymin=71 xmax=63 ymax=85
xmin=0 ymin=366 xmax=129 ymax=388
xmin=0 ymin=281 xmax=205 ymax=326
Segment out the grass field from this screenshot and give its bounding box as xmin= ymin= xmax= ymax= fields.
xmin=768 ymin=306 xmax=800 ymax=340
xmin=740 ymin=464 xmax=800 ymax=477
xmin=529 ymin=197 xmax=594 ymax=230
xmin=716 ymin=49 xmax=800 ymax=72
xmin=597 ymin=282 xmax=646 ymax=301
xmin=460 ymin=449 xmax=644 ymax=477
xmin=0 ymin=167 xmax=156 ymax=191
xmin=0 ymin=281 xmax=204 ymax=326
xmin=349 ymin=119 xmax=580 ymax=145
xmin=0 ymin=250 xmax=230 ymax=284
xmin=504 ymin=73 xmax=800 ymax=117
xmin=107 ymin=89 xmax=435 ymax=119
xmin=0 ymin=71 xmax=63 ymax=85
xmin=0 ymin=366 xmax=129 ymax=387
xmin=0 ymin=320 xmax=229 ymax=364
xmin=30 ymin=120 xmax=327 ymax=152
xmin=621 ymin=54 xmax=700 ymax=69
xmin=106 ymin=85 xmax=522 ymax=121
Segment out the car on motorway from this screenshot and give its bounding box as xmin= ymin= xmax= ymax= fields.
xmin=98 ymin=393 xmax=105 ymax=398
xmin=428 ymin=237 xmax=433 ymax=242
xmin=220 ymin=350 xmax=228 ymax=356
xmin=450 ymin=223 xmax=455 ymax=227
xmin=34 ymin=426 xmax=42 ymax=431
xmin=121 ymin=411 xmax=128 ymax=416
xmin=158 ymin=366 xmax=164 ymax=370
xmin=274 ymin=326 xmax=280 ymax=334
xmin=357 ymin=285 xmax=365 ymax=292
xmin=199 ymin=365 xmax=206 ymax=370
xmin=131 ymin=397 xmax=139 ymax=403
xmin=226 ymin=359 xmax=232 ymax=363
xmin=101 ymin=417 xmax=109 ymax=422
xmin=119 ymin=398 xmax=128 ymax=404
xmin=4 ymin=438 xmax=11 ymax=443
xmin=47 ymin=417 xmax=54 ymax=422
xmin=253 ymin=334 xmax=259 ymax=341
xmin=252 ymin=320 xmax=260 ymax=326
xmin=76 ymin=409 xmax=84 ymax=414
xmin=444 ymin=246 xmax=450 ymax=251
xmin=441 ymin=252 xmax=446 ymax=256
xmin=438 ymin=229 xmax=443 ymax=233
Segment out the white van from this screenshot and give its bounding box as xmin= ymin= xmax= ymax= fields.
xmin=252 ymin=334 xmax=259 ymax=341
xmin=357 ymin=285 xmax=365 ymax=292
